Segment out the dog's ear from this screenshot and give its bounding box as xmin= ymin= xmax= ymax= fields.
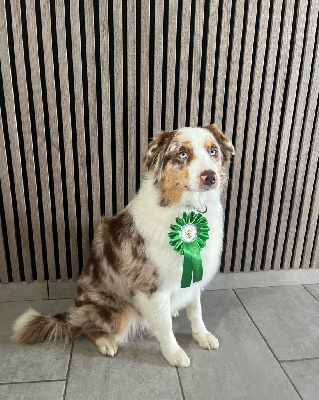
xmin=204 ymin=124 xmax=235 ymax=164
xmin=143 ymin=131 xmax=174 ymax=173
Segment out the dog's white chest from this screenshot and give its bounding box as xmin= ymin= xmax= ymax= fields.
xmin=137 ymin=204 xmax=223 ymax=292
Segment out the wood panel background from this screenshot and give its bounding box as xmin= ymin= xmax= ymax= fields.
xmin=0 ymin=0 xmax=318 ymax=283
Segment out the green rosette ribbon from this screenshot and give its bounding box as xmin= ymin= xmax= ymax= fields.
xmin=168 ymin=211 xmax=210 ymax=288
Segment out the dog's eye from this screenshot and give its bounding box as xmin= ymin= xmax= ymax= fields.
xmin=179 ymin=151 xmax=187 ymax=159
xmin=210 ymin=148 xmax=217 ymax=156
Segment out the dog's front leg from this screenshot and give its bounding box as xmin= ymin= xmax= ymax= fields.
xmin=134 ymin=291 xmax=190 ymax=367
xmin=186 ymin=290 xmax=219 ymax=350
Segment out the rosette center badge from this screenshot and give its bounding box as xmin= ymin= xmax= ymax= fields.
xmin=180 ymin=223 xmax=197 ymax=243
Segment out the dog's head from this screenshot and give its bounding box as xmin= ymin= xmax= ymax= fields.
xmin=144 ymin=124 xmax=235 ymax=205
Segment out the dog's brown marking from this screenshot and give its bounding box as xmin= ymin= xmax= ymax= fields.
xmin=131 ymin=234 xmax=147 ymax=263
xmin=83 ymin=248 xmax=98 ymax=274
xmin=162 ymin=141 xmax=194 ymax=170
xmin=149 ymin=283 xmax=158 ymax=294
xmin=143 ymin=131 xmax=175 ymax=172
xmin=108 ymin=212 xmax=133 ymax=248
xmin=96 ymin=305 xmax=113 ymax=323
xmin=54 ymin=313 xmax=67 ymax=322
xmin=81 ymin=248 xmax=103 ymax=285
xmin=86 ymin=331 xmax=108 ymax=343
xmin=68 ymin=208 xmax=160 ymax=344
xmin=76 ymin=285 xmax=84 ymax=297
xmin=145 ymin=132 xmax=196 ymax=205
xmin=159 ymin=198 xmax=170 ymax=207
xmin=204 ymin=138 xmax=221 ymax=159
xmin=114 ymin=306 xmax=139 ymax=341
xmin=12 ymin=312 xmax=69 ymax=345
xmin=104 ymin=241 xmax=119 ymax=272
xmin=146 ymin=136 xmax=196 ymax=205
xmin=203 ymin=124 xmax=235 ymax=191
xmin=161 ymin=162 xmax=189 ymax=204
xmin=203 ymin=124 xmax=235 ymax=164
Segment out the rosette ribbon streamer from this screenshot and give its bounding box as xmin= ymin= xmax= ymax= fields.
xmin=168 ymin=211 xmax=210 ymax=288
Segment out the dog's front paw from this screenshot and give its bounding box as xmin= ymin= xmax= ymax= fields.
xmin=163 ymin=347 xmax=190 ymax=367
xmin=193 ymin=331 xmax=219 ymax=350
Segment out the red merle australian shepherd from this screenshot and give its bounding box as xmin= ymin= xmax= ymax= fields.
xmin=13 ymin=124 xmax=234 ymax=367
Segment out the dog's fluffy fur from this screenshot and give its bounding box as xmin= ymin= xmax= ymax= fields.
xmin=12 ymin=124 xmax=234 ymax=367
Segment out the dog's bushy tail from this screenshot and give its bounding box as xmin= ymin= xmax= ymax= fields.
xmin=12 ymin=308 xmax=71 ymax=345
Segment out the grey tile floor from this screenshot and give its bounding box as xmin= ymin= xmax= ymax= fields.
xmin=0 ymin=284 xmax=319 ymax=400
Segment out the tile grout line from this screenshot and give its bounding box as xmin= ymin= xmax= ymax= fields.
xmin=232 ymin=289 xmax=304 ymax=400
xmin=280 ymin=356 xmax=319 ymax=363
xmin=0 ymin=379 xmax=66 ymax=386
xmin=0 ymin=298 xmax=71 ymax=304
xmin=175 ymin=367 xmax=186 ymax=400
xmin=205 ymin=282 xmax=319 ymax=291
xmin=301 ymin=285 xmax=319 ymax=301
xmin=63 ymin=340 xmax=74 ymax=400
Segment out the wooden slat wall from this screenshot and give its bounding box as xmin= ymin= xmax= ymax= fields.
xmin=0 ymin=0 xmax=318 ymax=283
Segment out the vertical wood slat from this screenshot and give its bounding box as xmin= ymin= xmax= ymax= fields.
xmin=139 ymin=0 xmax=150 ymax=181
xmin=285 ymin=11 xmax=319 ymax=270
xmin=302 ymin=165 xmax=319 ymax=269
xmin=0 ymin=211 xmax=8 ymax=283
xmin=264 ymin=0 xmax=309 ymax=271
xmin=177 ymin=0 xmax=191 ymax=128
xmin=223 ymin=0 xmax=245 ymax=138
xmin=295 ymin=96 xmax=319 ymax=269
xmin=221 ymin=0 xmax=245 ymax=253
xmin=127 ymin=0 xmax=137 ymax=202
xmin=10 ymin=0 xmax=44 ymax=281
xmin=99 ymin=0 xmax=113 ymax=217
xmin=244 ymin=0 xmax=284 ymax=271
xmin=224 ymin=0 xmax=259 ymax=273
xmin=69 ymin=0 xmax=89 ymax=261
xmin=84 ymin=0 xmax=101 ymax=229
xmin=54 ymin=0 xmax=79 ymax=278
xmin=189 ymin=0 xmax=205 ymax=126
xmin=0 ymin=115 xmax=19 ymax=283
xmin=201 ymin=0 xmax=219 ymax=126
xmin=213 ymin=0 xmax=232 ymax=128
xmin=254 ymin=0 xmax=296 ymax=272
xmin=152 ymin=0 xmax=164 ymax=134
xmin=39 ymin=0 xmax=67 ymax=280
xmin=164 ymin=0 xmax=178 ymax=132
xmin=235 ymin=0 xmax=271 ymax=272
xmin=300 ymin=97 xmax=319 ymax=270
xmin=113 ymin=0 xmax=125 ymax=212
xmin=0 ymin=0 xmax=31 ymax=281
xmin=310 ymin=221 xmax=319 ymax=269
xmin=24 ymin=0 xmax=56 ymax=281
xmin=220 ymin=0 xmax=246 ymax=228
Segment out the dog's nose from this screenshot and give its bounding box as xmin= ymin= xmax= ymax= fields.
xmin=200 ymin=170 xmax=217 ymax=186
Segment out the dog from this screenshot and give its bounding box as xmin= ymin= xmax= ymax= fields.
xmin=12 ymin=124 xmax=234 ymax=367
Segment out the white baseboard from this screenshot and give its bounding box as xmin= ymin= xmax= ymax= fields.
xmin=207 ymin=269 xmax=319 ymax=290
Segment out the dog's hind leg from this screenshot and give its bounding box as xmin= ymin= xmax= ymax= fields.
xmin=171 ymin=310 xmax=179 ymax=318
xmin=70 ymin=303 xmax=139 ymax=357
xmin=86 ymin=331 xmax=118 ymax=357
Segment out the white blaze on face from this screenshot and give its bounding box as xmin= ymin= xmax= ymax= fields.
xmin=177 ymin=127 xmax=220 ymax=191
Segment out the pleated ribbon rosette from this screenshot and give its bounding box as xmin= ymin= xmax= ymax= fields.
xmin=168 ymin=211 xmax=210 ymax=288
